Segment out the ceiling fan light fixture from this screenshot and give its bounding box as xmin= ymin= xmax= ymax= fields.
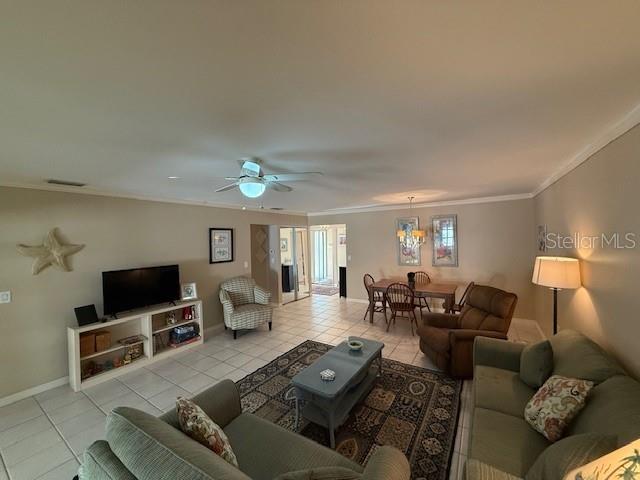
xmin=238 ymin=178 xmax=266 ymax=198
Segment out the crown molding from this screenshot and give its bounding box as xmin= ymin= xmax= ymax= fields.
xmin=307 ymin=193 xmax=533 ymax=216
xmin=0 ymin=181 xmax=308 ymax=217
xmin=4 ymin=102 xmax=639 ymax=216
xmin=532 ymin=102 xmax=640 ymax=197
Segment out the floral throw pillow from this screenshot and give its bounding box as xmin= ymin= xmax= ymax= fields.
xmin=176 ymin=397 xmax=239 ymax=467
xmin=524 ymin=375 xmax=594 ymax=442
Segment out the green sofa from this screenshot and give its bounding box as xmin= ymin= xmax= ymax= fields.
xmin=79 ymin=379 xmax=410 ymax=480
xmin=467 ymin=329 xmax=640 ymax=479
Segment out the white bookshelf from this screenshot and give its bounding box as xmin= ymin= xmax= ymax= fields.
xmin=67 ymin=300 xmax=203 ymax=391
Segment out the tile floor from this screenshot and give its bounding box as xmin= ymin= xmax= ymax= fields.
xmin=0 ymin=294 xmax=543 ymax=480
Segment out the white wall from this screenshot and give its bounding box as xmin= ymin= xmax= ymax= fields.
xmin=534 ymin=124 xmax=640 ymax=377
xmin=0 ymin=186 xmax=306 ymax=398
xmin=310 ymin=199 xmax=536 ymax=318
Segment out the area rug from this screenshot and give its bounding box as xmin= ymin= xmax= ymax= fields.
xmin=237 ymin=340 xmax=462 ymax=480
xmin=311 ymin=284 xmax=340 ymax=296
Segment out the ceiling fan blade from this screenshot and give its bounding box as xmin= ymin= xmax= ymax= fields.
xmin=267 ymin=181 xmax=293 ymax=192
xmin=262 ymin=172 xmax=322 ymax=182
xmin=214 ymin=183 xmax=239 ymax=193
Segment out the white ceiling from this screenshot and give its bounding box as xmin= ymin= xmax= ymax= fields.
xmin=1 ymin=1 xmax=640 ymax=213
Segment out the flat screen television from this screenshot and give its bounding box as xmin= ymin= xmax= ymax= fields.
xmin=102 ymin=265 xmax=180 ymax=316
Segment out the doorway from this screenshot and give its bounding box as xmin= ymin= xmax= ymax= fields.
xmin=310 ymin=224 xmax=346 ymax=296
xmin=280 ymin=227 xmax=309 ymax=304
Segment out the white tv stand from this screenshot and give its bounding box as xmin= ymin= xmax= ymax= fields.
xmin=67 ymin=300 xmax=203 ymax=391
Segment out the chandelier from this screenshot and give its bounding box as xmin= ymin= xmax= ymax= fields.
xmin=396 ymin=196 xmax=427 ymax=249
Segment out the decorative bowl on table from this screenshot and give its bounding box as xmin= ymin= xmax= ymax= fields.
xmin=348 ymin=339 xmax=364 ymax=352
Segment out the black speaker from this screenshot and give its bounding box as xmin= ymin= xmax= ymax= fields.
xmin=74 ymin=304 xmax=99 ymax=326
xmin=339 ymin=266 xmax=347 ymax=297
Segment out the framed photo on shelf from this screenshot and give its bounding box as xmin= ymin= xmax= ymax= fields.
xmin=209 ymin=228 xmax=234 ymax=263
xmin=181 ymin=282 xmax=197 ymax=301
xmin=431 ymin=214 xmax=458 ymax=267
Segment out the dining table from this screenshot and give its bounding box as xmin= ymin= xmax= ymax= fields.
xmin=368 ymin=278 xmax=459 ymax=323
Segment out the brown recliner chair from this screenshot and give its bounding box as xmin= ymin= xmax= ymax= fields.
xmin=417 ymin=284 xmax=518 ymax=378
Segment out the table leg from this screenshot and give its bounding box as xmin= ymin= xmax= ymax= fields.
xmin=294 ymin=395 xmax=300 ymax=431
xmin=444 ymin=294 xmax=453 ymax=313
xmin=378 ymin=352 xmax=383 ymax=378
xmin=369 ymin=288 xmax=374 ymax=324
xmin=328 ymin=411 xmax=336 ymax=449
xmin=382 ymin=295 xmax=388 ymax=323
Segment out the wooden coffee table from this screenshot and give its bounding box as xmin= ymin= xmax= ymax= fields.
xmin=291 ymin=337 xmax=384 ymax=448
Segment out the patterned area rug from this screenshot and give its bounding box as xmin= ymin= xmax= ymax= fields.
xmin=311 ymin=284 xmax=340 ymax=296
xmin=237 ymin=340 xmax=462 ymax=480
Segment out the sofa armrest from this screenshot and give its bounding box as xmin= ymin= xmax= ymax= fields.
xmin=473 ymin=336 xmax=524 ymax=373
xmin=449 ymin=330 xmax=509 ymax=378
xmin=362 ymin=446 xmax=410 ymax=480
xmin=160 ymin=379 xmax=241 ymax=430
xmin=423 ymin=312 xmax=460 ymax=329
xmin=195 ymin=379 xmax=242 ymax=428
xmin=465 ymin=459 xmax=522 ymax=480
xmin=254 ymin=285 xmax=271 ymax=305
xmin=80 ymin=440 xmax=136 ymax=480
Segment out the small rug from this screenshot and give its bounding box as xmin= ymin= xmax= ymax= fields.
xmin=311 ymin=284 xmax=340 ymax=296
xmin=237 ymin=340 xmax=462 ymax=480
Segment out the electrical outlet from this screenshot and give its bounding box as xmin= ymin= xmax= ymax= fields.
xmin=0 ymin=291 xmax=11 ymax=304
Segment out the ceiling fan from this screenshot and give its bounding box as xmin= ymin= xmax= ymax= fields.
xmin=215 ymin=157 xmax=322 ymax=198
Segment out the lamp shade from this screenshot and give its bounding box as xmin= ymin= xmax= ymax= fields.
xmin=532 ymin=256 xmax=581 ymax=289
xmin=563 ymin=438 xmax=640 ymax=480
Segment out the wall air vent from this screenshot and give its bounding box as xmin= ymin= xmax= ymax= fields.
xmin=46 ymin=179 xmax=87 ymax=187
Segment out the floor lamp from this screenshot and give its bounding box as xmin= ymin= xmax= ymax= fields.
xmin=532 ymin=256 xmax=581 ymax=334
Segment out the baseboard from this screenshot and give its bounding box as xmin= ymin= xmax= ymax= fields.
xmin=0 ymin=324 xmax=227 ymax=408
xmin=204 ymin=323 xmax=225 ymax=338
xmin=0 ymin=376 xmax=69 ymax=408
xmin=345 ymin=297 xmax=369 ymax=305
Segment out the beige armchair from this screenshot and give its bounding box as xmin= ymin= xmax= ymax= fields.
xmin=219 ymin=277 xmax=273 ymax=339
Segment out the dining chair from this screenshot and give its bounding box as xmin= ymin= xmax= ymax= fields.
xmin=363 ymin=274 xmax=387 ymax=321
xmin=385 ymin=282 xmax=418 ymax=335
xmin=413 ymin=271 xmax=432 ymax=318
xmin=452 ymin=281 xmax=475 ymax=313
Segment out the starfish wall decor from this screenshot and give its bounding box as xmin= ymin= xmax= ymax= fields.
xmin=17 ymin=228 xmax=85 ymax=275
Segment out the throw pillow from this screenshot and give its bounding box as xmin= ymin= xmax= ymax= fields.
xmin=520 ymin=340 xmax=553 ymax=388
xmin=525 ymin=433 xmax=617 ymax=480
xmin=273 ymin=467 xmax=362 ymax=480
xmin=524 ymin=375 xmax=594 ymax=442
xmin=176 ymin=397 xmax=239 ymax=467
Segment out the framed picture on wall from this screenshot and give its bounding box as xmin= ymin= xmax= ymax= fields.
xmin=432 ymin=215 xmax=458 ymax=267
xmin=396 ymin=217 xmax=421 ymax=266
xmin=280 ymin=238 xmax=288 ymax=251
xmin=537 ymin=224 xmax=547 ymax=252
xmin=209 ymin=228 xmax=234 ymax=263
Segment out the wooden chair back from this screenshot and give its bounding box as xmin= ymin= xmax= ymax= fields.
xmin=459 ymin=281 xmax=475 ymax=307
xmin=385 ymin=283 xmax=415 ymax=312
xmin=363 ymin=274 xmax=375 ymax=294
xmin=414 ymin=271 xmax=431 ymax=284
